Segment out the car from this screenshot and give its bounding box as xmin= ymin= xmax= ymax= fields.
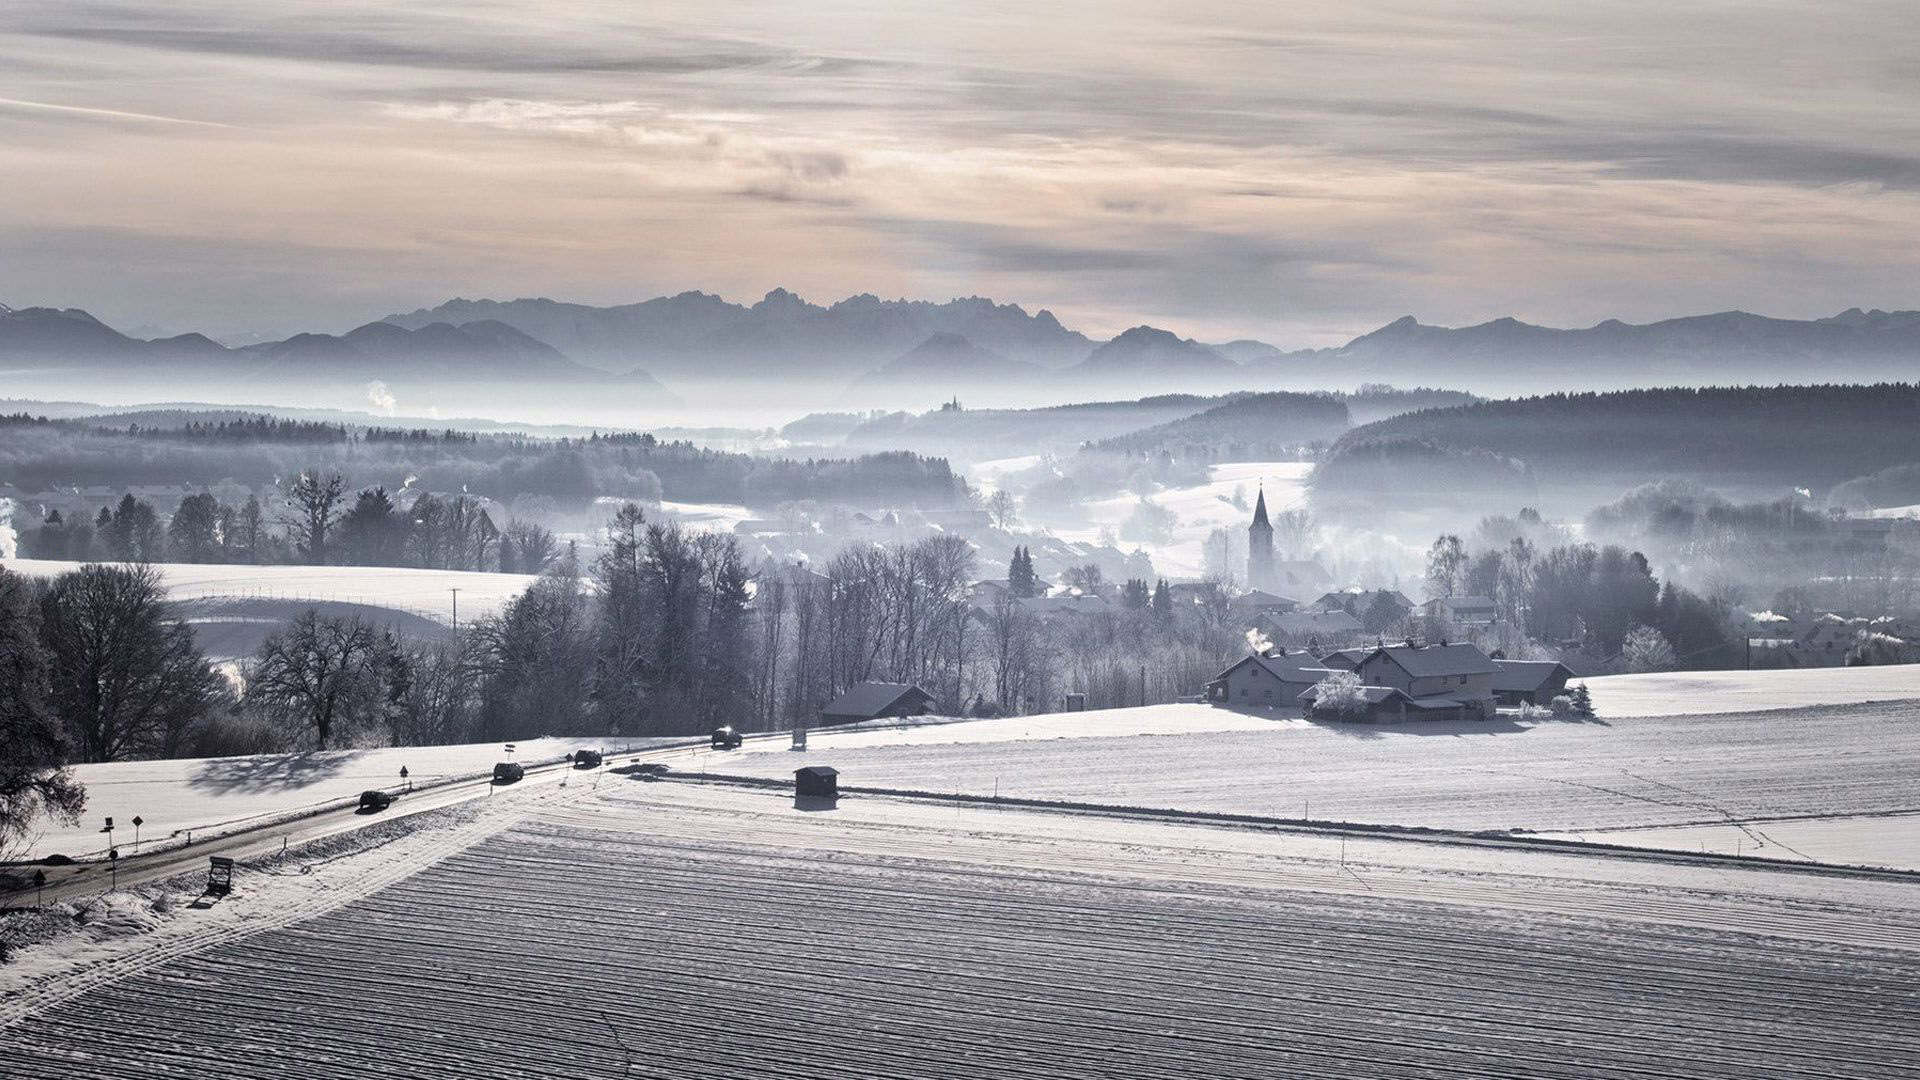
xmin=492 ymin=762 xmax=525 ymax=784
xmin=711 ymin=726 xmax=743 ymax=750
xmin=573 ymin=749 xmax=604 ymax=769
xmin=358 ymin=790 xmax=394 ymax=812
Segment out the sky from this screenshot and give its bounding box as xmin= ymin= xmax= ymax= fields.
xmin=2 ymin=1 xmax=1917 ymax=346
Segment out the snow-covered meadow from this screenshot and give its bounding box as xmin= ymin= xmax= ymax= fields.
xmin=7 ymin=781 xmax=1918 ymax=1079
xmin=2 ymin=558 xmax=538 ymax=626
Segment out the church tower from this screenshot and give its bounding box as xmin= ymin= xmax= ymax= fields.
xmin=1247 ymin=485 xmax=1273 ymax=592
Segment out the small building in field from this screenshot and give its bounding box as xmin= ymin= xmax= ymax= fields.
xmin=821 ymin=682 xmax=936 ymax=725
xmin=795 ymin=765 xmax=839 ymax=799
xmin=1350 ymin=642 xmax=1499 ymax=719
xmin=1490 ymin=659 xmax=1574 ymax=706
xmin=1206 ymin=649 xmax=1329 ymax=710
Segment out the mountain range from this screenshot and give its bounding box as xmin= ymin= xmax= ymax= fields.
xmin=8 ymin=294 xmax=1920 ymax=403
xmin=0 ymin=304 xmax=675 ymax=400
xmin=384 ymin=290 xmax=1094 ymax=378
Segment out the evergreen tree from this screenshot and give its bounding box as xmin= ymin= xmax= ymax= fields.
xmin=1151 ymin=579 xmax=1173 ymax=621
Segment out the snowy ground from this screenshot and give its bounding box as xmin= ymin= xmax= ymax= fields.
xmin=6 ymin=780 xmax=1918 ymax=1078
xmin=720 ymin=698 xmax=1920 ymax=868
xmin=1582 ymin=663 xmax=1920 ymax=716
xmin=2 ymin=558 xmax=537 ymax=626
xmin=14 ymin=736 xmax=676 ymax=862
xmin=1053 ymin=461 xmax=1312 ymax=577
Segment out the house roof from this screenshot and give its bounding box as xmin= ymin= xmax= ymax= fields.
xmin=1430 ymin=595 xmax=1498 ymax=611
xmin=1362 ymin=642 xmax=1500 ymax=678
xmin=1213 ymin=649 xmax=1325 ymax=685
xmin=796 ymin=765 xmax=839 ymax=778
xmin=1231 ymin=589 xmax=1297 ymax=608
xmin=1273 ymin=610 xmax=1365 ymax=635
xmin=1298 ymin=684 xmax=1408 ymax=706
xmin=821 ymin=682 xmax=932 ymax=719
xmin=1019 ymin=594 xmax=1110 ymax=616
xmin=1490 ymin=659 xmax=1573 ymax=692
xmin=1319 ymin=648 xmax=1372 ymax=666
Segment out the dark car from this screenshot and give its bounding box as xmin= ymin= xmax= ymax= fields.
xmin=573 ymin=749 xmax=604 ymax=769
xmin=358 ymin=790 xmax=394 ymax=812
xmin=711 ymin=726 xmax=743 ymax=750
xmin=492 ymin=762 xmax=525 ymax=784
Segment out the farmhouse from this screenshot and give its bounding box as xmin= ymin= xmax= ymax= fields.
xmin=1206 ymin=649 xmax=1328 ymax=709
xmin=821 ymin=682 xmax=936 ymax=725
xmin=1490 ymin=659 xmax=1574 ymax=706
xmin=1350 ymin=642 xmax=1499 ymax=720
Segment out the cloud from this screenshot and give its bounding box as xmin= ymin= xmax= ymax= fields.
xmin=3 ymin=0 xmax=1919 ymax=345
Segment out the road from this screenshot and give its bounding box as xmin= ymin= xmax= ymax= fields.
xmin=2 ymin=736 xmax=780 ymax=909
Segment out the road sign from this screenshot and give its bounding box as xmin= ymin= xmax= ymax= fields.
xmin=102 ymin=816 xmax=113 ymax=831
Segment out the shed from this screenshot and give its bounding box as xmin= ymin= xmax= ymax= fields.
xmin=795 ymin=765 xmax=839 ymax=800
xmin=821 ymin=682 xmax=936 ymax=725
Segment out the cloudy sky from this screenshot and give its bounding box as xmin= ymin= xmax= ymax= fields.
xmin=3 ymin=1 xmax=1917 ymax=345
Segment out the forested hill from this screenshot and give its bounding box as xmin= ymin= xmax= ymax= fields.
xmin=1091 ymin=392 xmax=1349 ymax=459
xmin=0 ymin=415 xmax=967 ymax=509
xmin=1321 ymin=385 xmax=1920 ymax=500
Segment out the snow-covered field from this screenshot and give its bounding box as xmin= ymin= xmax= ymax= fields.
xmin=2 ymin=558 xmax=538 ymax=625
xmin=7 ymin=781 xmax=1918 ymax=1078
xmin=1582 ymin=663 xmax=1920 ymax=716
xmin=720 ymin=698 xmax=1920 ymax=868
xmin=1058 ymin=461 xmax=1311 ymax=577
xmin=16 ymin=736 xmax=674 ymax=862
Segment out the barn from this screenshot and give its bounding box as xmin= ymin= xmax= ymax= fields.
xmin=820 ymin=682 xmax=937 ymax=725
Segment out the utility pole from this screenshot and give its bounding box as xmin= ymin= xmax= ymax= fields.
xmin=450 ymin=587 xmax=461 ymax=635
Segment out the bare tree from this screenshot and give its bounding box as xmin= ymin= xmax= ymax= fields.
xmin=246 ymin=610 xmax=385 ymax=749
xmin=986 ymin=489 xmax=1018 ymax=530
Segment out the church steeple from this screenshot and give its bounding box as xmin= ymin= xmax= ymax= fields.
xmin=1247 ymin=483 xmax=1274 ymax=591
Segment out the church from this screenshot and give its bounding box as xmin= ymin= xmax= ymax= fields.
xmin=1245 ymin=487 xmax=1333 ymax=596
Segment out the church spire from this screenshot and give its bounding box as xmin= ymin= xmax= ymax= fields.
xmin=1251 ymin=484 xmax=1271 ymax=530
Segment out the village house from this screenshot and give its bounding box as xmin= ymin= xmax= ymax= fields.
xmin=1348 ymin=642 xmax=1500 ymax=720
xmin=1490 ymin=659 xmax=1575 ymax=706
xmin=1206 ymin=648 xmax=1329 ymax=710
xmin=1421 ymin=595 xmax=1500 ymax=627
